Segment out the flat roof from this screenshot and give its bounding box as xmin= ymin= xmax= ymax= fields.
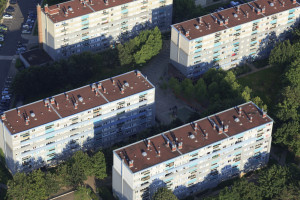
xmin=172 ymin=0 xmax=300 ymax=40
xmin=115 ymin=102 xmax=273 ymax=173
xmin=20 ymin=49 xmax=53 ymax=66
xmin=1 ymin=71 xmax=154 ymax=134
xmin=43 ymin=0 xmax=133 ymax=23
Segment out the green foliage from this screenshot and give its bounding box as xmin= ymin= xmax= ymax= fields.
xmin=269 ymin=40 xmax=300 ymax=67
xmin=169 ymin=69 xmax=267 ymax=116
xmin=0 ymin=0 xmax=6 ymax=20
xmin=152 ymin=187 xmax=178 ymax=200
xmin=15 ymin=59 xmax=23 ymax=71
xmin=6 ymin=150 xmax=107 ymax=199
xmin=75 ymin=186 xmax=99 ymax=200
xmin=0 ymin=148 xmax=12 ymax=186
xmin=173 ymin=0 xmax=206 ymax=23
xmin=258 ymin=165 xmax=292 ymax=199
xmin=98 ymin=186 xmax=115 ymax=200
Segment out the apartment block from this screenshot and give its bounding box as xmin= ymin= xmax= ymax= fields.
xmin=112 ymin=102 xmax=273 ymax=200
xmin=37 ymin=0 xmax=173 ymax=60
xmin=170 ymin=0 xmax=300 ymax=78
xmin=0 ymin=71 xmax=155 ymax=174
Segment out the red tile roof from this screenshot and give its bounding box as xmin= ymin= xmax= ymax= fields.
xmin=1 ymin=71 xmax=154 ymax=134
xmin=42 ymin=0 xmax=133 ymax=23
xmin=115 ymin=102 xmax=273 ymax=173
xmin=172 ymin=0 xmax=300 ymax=40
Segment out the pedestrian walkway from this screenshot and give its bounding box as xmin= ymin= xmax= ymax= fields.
xmin=238 ymin=63 xmax=272 ymax=78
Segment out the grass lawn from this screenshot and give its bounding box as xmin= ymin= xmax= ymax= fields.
xmin=238 ymin=66 xmax=281 ymax=112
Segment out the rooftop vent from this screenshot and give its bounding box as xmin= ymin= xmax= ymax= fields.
xmin=189 ymin=134 xmax=195 ymax=139
xmin=30 ymin=112 xmax=35 ymax=118
xmin=234 ymin=13 xmax=238 ymax=18
xmin=68 ymin=6 xmax=73 ymax=12
xmin=142 ymin=151 xmax=147 ymax=157
xmin=195 ymin=25 xmax=199 ymax=29
xmin=78 ymin=96 xmax=84 ymax=102
xmin=234 ymin=117 xmax=240 ymax=122
xmin=124 ymin=81 xmax=129 ymax=87
xmin=270 ymin=2 xmax=274 ymax=6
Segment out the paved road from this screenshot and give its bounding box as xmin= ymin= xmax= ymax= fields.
xmin=0 ymin=0 xmax=40 ymax=94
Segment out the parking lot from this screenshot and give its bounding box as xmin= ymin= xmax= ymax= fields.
xmin=0 ymin=0 xmax=40 ymax=112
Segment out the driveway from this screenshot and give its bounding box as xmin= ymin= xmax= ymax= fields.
xmin=141 ymin=40 xmax=193 ymax=124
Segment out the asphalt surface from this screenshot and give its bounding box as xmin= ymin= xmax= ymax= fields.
xmin=0 ymin=0 xmax=40 ymax=93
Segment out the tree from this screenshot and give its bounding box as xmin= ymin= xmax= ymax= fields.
xmin=194 ymin=78 xmax=207 ymax=102
xmin=181 ymin=79 xmax=194 ymax=99
xmin=169 ymin=77 xmax=181 ymax=96
xmin=152 ymin=187 xmax=178 ymax=200
xmin=258 ymin=165 xmax=291 ymax=199
xmin=90 ymin=151 xmax=107 ymax=179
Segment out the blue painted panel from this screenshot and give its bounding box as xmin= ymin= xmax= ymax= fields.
xmin=252 ymin=20 xmax=260 ymax=23
xmin=270 ymin=19 xmax=277 ymax=24
xmin=195 ymin=38 xmax=203 ymax=42
xmin=289 ymin=14 xmax=295 ymax=18
xmin=121 ymin=9 xmax=128 ymax=13
xmin=211 ymin=165 xmax=219 ymax=169
xmin=213 ymin=52 xmax=220 ymax=56
xmin=45 ymin=128 xmax=54 ymax=134
xmin=289 ymin=9 xmax=295 ymax=13
xmin=165 ymin=177 xmax=174 ymax=182
xmin=288 ymin=19 xmax=295 ymax=23
xmin=193 ymin=54 xmax=201 ymax=58
xmin=232 ymin=161 xmax=240 ymax=166
xmin=250 ymin=41 xmax=257 ymax=45
xmin=187 ymin=178 xmax=196 ymax=184
xmin=234 ymin=151 xmax=242 ymax=155
xmin=194 ymin=49 xmax=202 ymax=53
xmin=81 ymin=15 xmax=89 ymax=19
xmin=252 ymin=30 xmax=258 ymax=34
xmin=234 ymin=25 xmax=241 ymax=30
xmin=211 ymin=159 xmax=220 ymax=164
xmin=254 ymin=147 xmax=263 ymax=153
xmin=214 ymin=42 xmax=221 ymax=47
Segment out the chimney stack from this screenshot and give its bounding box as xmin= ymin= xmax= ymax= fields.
xmin=262 ymin=111 xmax=267 ymax=118
xmin=185 ymin=31 xmax=190 ymax=37
xmin=25 ymin=119 xmax=29 ymax=125
xmin=92 ymin=83 xmax=96 ymax=91
xmin=194 ymin=122 xmax=198 ymax=131
xmin=17 ymin=109 xmax=20 ymax=116
xmin=50 ymin=98 xmax=55 ymax=104
xmin=198 ymin=17 xmax=202 ymax=24
xmin=147 ymin=139 xmax=150 ymax=150
xmin=246 ymin=11 xmax=249 ymax=18
xmin=1 ymin=114 xmax=6 ymax=121
xmin=250 ymin=116 xmax=253 ymax=122
xmin=121 ymin=88 xmax=124 ymax=94
xmin=205 ymin=133 xmax=208 ymax=139
xmin=237 ymin=5 xmax=240 ymax=14
xmin=66 ymin=94 xmax=69 ymax=100
xmin=282 ymin=1 xmax=285 ymax=7
xmin=171 ymin=143 xmax=176 ymax=152
xmin=48 ymin=105 xmax=51 ymax=112
xmin=238 ymin=107 xmax=242 ymax=117
xmin=262 ymin=6 xmax=266 ymax=13
xmin=56 ymin=103 xmax=59 ymax=110
xmin=44 ymin=4 xmax=49 ymax=13
xmin=98 ymin=83 xmax=102 ymax=90
xmin=293 ymin=0 xmax=296 ymax=4
xmin=44 ymin=99 xmax=49 ymax=107
xmin=218 ymin=127 xmax=223 ymax=134
xmin=213 ymin=123 xmax=216 ymax=130
xmin=74 ymin=103 xmax=78 ymax=109
xmin=219 ymin=20 xmax=224 ymax=26
xmin=225 ymin=17 xmax=229 ymax=25
xmin=158 ymin=150 xmax=161 ymax=157
xmin=136 ymin=70 xmax=141 ymax=77
xmin=129 ymin=160 xmax=133 ymax=168
xmin=178 ymin=142 xmax=183 ymax=149
xmin=224 ymin=125 xmax=229 ymax=132
xmin=166 ymin=140 xmax=169 ymax=147
xmin=103 ymin=87 xmax=107 ymax=93
xmin=112 ymin=79 xmax=115 ymax=85
xmin=208 ymin=23 xmax=211 ymax=29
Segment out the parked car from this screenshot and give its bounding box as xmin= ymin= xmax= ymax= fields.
xmin=0 ymin=34 xmax=4 ymax=38
xmin=6 ymin=6 xmax=15 ymax=13
xmin=22 ymin=29 xmax=31 ymax=34
xmin=2 ymin=95 xmax=11 ymax=100
xmin=0 ymin=37 xmax=4 ymax=42
xmin=0 ymin=25 xmax=8 ymax=31
xmin=9 ymin=0 xmax=17 ymax=4
xmin=3 ymin=14 xmax=13 ymax=19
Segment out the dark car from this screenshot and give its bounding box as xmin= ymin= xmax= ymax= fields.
xmin=9 ymin=0 xmax=17 ymax=4
xmin=6 ymin=6 xmax=15 ymax=13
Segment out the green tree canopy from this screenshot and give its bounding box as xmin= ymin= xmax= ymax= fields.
xmin=152 ymin=187 xmax=178 ymax=200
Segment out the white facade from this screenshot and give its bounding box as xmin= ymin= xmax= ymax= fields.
xmin=112 ymin=102 xmax=273 ymax=200
xmin=170 ymin=0 xmax=300 ymax=77
xmin=0 ymin=71 xmax=155 ymax=174
xmin=38 ymin=0 xmax=173 ymax=60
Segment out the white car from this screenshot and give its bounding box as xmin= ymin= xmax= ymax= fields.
xmin=3 ymin=14 xmax=13 ymax=19
xmin=0 ymin=37 xmax=4 ymax=42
